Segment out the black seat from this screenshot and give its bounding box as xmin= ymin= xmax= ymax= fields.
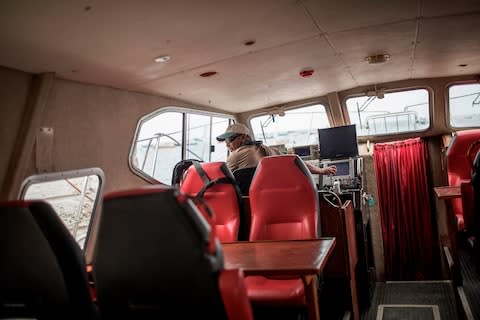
xmin=171 ymin=159 xmax=201 ymax=186
xmin=472 ymin=151 xmax=480 ymax=236
xmin=0 ymin=200 xmax=97 ymax=320
xmin=232 ymin=166 xmax=257 ymax=196
xmin=92 ymin=185 xmax=253 ymax=319
xmin=474 ymin=150 xmax=480 ymax=194
xmin=470 ymin=151 xmax=480 ymax=272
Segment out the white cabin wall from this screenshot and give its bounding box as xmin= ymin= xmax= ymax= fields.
xmin=0 ymin=68 xmax=232 ymax=198
xmin=40 ymin=78 xmax=231 ymax=195
xmin=41 ymin=78 xmax=167 ymax=194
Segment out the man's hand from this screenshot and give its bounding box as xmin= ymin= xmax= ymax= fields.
xmin=322 ymin=165 xmax=337 ymax=175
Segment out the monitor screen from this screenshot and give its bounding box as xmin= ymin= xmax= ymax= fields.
xmin=293 ymin=145 xmax=311 ymax=157
xmin=318 ymin=124 xmax=358 ymax=159
xmin=334 ymin=161 xmax=350 ymax=176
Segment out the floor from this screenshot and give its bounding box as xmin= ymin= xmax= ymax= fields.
xmin=362 ymin=281 xmax=459 ymax=320
xmin=458 ymin=236 xmax=480 ymax=319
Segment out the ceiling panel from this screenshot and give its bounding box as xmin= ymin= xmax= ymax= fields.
xmin=0 ymin=0 xmax=318 ymax=85
xmin=421 ymin=0 xmax=480 ymax=17
xmin=412 ymin=14 xmax=480 ymax=78
xmin=304 ymin=0 xmax=417 ymax=33
xmin=1 ymin=0 xmax=479 ymax=113
xmin=137 ymin=36 xmax=355 ymax=112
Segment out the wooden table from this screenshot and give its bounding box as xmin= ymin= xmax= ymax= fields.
xmin=222 ymin=238 xmax=336 ymax=320
xmin=434 ymin=185 xmax=461 ymax=199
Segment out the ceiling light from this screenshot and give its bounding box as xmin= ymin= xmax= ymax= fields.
xmin=365 ymin=54 xmax=390 ymax=64
xmin=155 ymin=55 xmax=171 ymax=63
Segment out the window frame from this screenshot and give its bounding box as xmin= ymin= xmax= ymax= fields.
xmin=247 ymin=100 xmax=332 ymax=148
xmin=18 ymin=167 xmax=105 ymax=259
xmin=129 ymin=106 xmax=234 ymax=184
xmin=343 ymin=86 xmax=433 ymax=139
xmin=446 ymin=81 xmax=480 ymax=129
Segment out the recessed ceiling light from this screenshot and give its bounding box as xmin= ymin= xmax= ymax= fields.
xmin=155 ymin=55 xmax=171 ymax=63
xmin=244 ymin=40 xmax=256 ymax=46
xmin=365 ymin=54 xmax=390 ymax=64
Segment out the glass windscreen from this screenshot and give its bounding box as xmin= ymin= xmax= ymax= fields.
xmin=250 ymin=104 xmax=329 ymax=148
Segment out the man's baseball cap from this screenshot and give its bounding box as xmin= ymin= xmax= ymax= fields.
xmin=216 ymin=123 xmax=252 ymax=141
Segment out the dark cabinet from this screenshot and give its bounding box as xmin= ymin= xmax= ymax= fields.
xmin=319 ymin=190 xmax=375 ymax=319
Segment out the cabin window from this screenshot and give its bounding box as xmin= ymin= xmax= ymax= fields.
xmin=448 ymin=83 xmax=480 ymax=128
xmin=345 ymin=88 xmax=430 ymax=137
xmin=130 ymin=108 xmax=232 ymax=183
xmin=249 ymin=104 xmax=329 ymax=148
xmin=19 ymin=168 xmax=104 ymax=250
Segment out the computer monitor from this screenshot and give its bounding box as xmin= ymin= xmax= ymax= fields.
xmin=320 ymin=157 xmax=363 ymax=189
xmin=334 ymin=160 xmax=351 ymax=176
xmin=292 ymin=145 xmax=312 ymax=158
xmin=320 ymin=158 xmax=354 ymax=181
xmin=318 ymin=124 xmax=358 ymax=160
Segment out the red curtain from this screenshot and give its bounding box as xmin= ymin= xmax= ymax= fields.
xmin=374 ymin=138 xmax=439 ymax=280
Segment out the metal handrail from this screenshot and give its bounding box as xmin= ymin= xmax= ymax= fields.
xmin=137 ymin=133 xmax=204 ymax=175
xmin=365 ymin=110 xmax=419 ymax=134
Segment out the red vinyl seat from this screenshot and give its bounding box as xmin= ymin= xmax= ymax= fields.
xmin=92 ymin=185 xmax=253 ymax=320
xmin=446 ymin=129 xmax=480 ymax=231
xmin=180 ymin=161 xmax=244 ymax=242
xmin=245 ymin=155 xmax=319 ymax=307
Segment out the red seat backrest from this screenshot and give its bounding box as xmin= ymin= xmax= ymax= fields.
xmin=244 ymin=155 xmax=318 ymax=308
xmin=446 ymin=129 xmax=480 ymax=230
xmin=249 ymin=155 xmax=318 ymax=240
xmin=180 ymin=161 xmax=243 ymax=242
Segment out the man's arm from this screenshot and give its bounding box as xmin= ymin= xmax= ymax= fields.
xmin=305 ymin=162 xmax=337 ymax=175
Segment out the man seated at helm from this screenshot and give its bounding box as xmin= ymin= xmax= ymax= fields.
xmin=216 ymin=123 xmax=337 ymax=175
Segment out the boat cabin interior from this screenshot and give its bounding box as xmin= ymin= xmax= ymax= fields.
xmin=1 ymin=1 xmax=480 ymax=319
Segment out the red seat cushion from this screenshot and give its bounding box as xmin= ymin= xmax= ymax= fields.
xmin=244 ymin=276 xmax=306 ymax=306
